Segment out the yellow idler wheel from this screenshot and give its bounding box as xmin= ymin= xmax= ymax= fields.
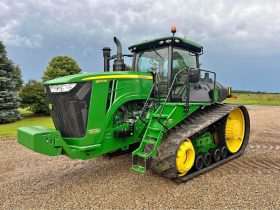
xmin=225 ymin=108 xmax=245 ymax=153
xmin=176 ymin=139 xmax=195 ymax=177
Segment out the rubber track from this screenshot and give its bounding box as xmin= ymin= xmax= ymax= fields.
xmin=147 ymin=103 xmax=250 ymax=182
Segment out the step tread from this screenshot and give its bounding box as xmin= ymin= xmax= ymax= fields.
xmin=147 ymin=133 xmax=160 ymax=139
xmin=148 ymin=127 xmax=161 ymax=131
xmin=143 ymin=139 xmax=157 ymax=145
xmin=153 ymin=114 xmax=169 ymax=118
xmin=134 ymin=152 xmax=149 ymax=158
xmin=131 ymin=165 xmax=146 ymax=174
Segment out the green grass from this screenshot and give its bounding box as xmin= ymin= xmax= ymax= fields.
xmin=0 ymin=114 xmax=54 ymax=138
xmin=18 ymin=108 xmax=33 ymax=115
xmin=225 ymin=93 xmax=280 ymax=106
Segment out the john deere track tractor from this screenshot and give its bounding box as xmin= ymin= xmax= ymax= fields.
xmin=18 ymin=27 xmax=250 ymax=182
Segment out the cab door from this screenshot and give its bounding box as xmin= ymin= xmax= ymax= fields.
xmin=171 ymin=48 xmax=198 ymax=102
xmin=135 ymin=47 xmax=169 ymax=97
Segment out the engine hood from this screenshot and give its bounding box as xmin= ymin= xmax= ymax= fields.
xmin=44 ymin=71 xmax=153 ymax=85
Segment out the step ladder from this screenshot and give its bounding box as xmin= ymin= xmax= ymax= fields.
xmin=131 ymin=105 xmax=177 ymax=174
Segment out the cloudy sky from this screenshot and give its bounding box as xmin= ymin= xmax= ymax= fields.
xmin=1 ymin=0 xmax=280 ymax=92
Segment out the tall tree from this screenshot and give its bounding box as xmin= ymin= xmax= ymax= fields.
xmin=19 ymin=80 xmax=49 ymax=114
xmin=0 ymin=41 xmax=21 ymax=124
xmin=42 ymin=56 xmax=82 ymax=82
xmin=12 ymin=65 xmax=23 ymax=91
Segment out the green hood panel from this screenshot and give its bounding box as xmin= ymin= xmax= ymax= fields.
xmin=44 ymin=71 xmax=153 ymax=85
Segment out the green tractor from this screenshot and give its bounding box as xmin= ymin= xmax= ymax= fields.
xmin=18 ymin=27 xmax=250 ymax=182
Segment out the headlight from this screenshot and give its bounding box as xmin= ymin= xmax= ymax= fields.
xmin=49 ymin=83 xmax=77 ymax=93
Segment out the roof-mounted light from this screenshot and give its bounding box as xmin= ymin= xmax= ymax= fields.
xmin=166 ymin=39 xmax=172 ymax=43
xmin=171 ymin=26 xmax=177 ymax=34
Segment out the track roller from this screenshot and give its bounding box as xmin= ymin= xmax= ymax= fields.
xmin=212 ymin=148 xmax=221 ymax=162
xmin=195 ymin=155 xmax=204 ymax=171
xmin=221 ymin=146 xmax=228 ymax=159
xmin=203 ymin=152 xmax=211 ymax=167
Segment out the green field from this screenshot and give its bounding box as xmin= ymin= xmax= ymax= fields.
xmin=225 ymin=93 xmax=280 ymax=106
xmin=0 ymin=111 xmax=54 ymax=138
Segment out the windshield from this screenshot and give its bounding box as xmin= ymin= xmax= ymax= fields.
xmin=135 ymin=47 xmax=198 ymax=97
xmin=135 ymin=47 xmax=197 ymax=73
xmin=135 ymin=47 xmax=168 ymax=77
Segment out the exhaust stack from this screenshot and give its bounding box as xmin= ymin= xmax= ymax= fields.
xmin=113 ymin=37 xmax=125 ymax=71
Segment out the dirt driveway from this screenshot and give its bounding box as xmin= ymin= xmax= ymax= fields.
xmin=0 ymin=106 xmax=280 ymax=209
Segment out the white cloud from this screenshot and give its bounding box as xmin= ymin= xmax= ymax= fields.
xmin=1 ymin=0 xmax=280 ymax=55
xmin=1 ymin=0 xmax=279 ymax=91
xmin=0 ymin=1 xmax=10 ymax=14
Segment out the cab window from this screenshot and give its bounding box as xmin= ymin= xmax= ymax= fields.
xmin=172 ymin=48 xmax=197 ymax=101
xmin=135 ymin=48 xmax=168 ymax=74
xmin=173 ymin=48 xmax=197 ymax=71
xmin=135 ymin=47 xmax=169 ymax=95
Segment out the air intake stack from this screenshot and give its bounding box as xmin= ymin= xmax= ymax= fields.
xmin=102 ymin=47 xmax=111 ymax=72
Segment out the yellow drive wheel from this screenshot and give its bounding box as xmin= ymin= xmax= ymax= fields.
xmin=225 ymin=108 xmax=245 ymax=153
xmin=176 ymin=139 xmax=195 ymax=177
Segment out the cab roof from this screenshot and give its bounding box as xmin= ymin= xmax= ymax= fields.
xmin=128 ymin=36 xmax=203 ymax=53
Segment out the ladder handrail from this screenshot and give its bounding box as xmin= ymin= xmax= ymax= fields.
xmin=139 ymin=73 xmax=161 ymax=124
xmin=158 ymin=68 xmax=191 ymax=122
xmin=138 ymin=83 xmax=155 ymax=125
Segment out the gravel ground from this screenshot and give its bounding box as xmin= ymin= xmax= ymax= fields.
xmin=0 ymin=106 xmax=280 ymax=209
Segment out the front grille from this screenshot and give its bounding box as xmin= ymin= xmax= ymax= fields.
xmin=46 ymin=82 xmax=92 ymax=138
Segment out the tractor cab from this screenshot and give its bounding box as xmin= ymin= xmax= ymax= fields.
xmin=129 ymin=34 xmax=202 ymax=101
xmin=101 ymin=27 xmax=228 ymax=103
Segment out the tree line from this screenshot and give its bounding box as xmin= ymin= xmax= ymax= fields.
xmin=0 ymin=41 xmax=81 ymax=124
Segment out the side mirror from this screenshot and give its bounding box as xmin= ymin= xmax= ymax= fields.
xmin=189 ymin=68 xmax=200 ymax=83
